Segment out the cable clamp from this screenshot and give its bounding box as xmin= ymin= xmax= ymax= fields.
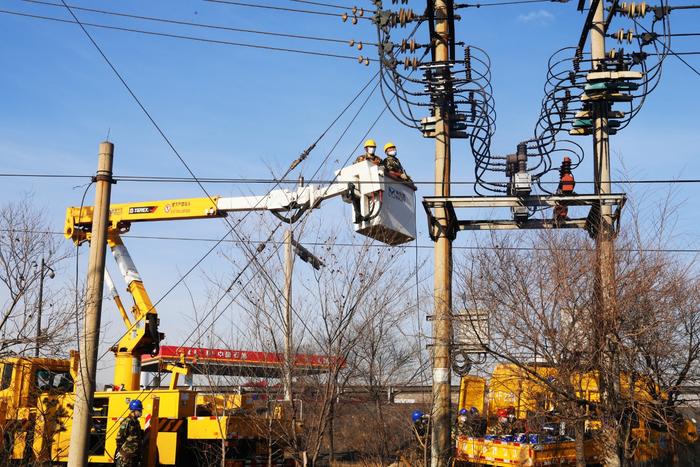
xmin=92 ymin=174 xmax=116 ymax=184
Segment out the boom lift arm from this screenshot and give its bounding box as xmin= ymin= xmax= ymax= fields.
xmin=64 ymin=161 xmax=416 ymax=390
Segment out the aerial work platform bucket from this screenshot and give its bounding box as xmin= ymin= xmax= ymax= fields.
xmin=335 ymin=161 xmax=417 ymax=246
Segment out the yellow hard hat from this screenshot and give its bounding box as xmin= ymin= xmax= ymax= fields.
xmin=364 ymin=139 xmax=377 ymax=148
xmin=384 ymin=142 xmax=396 ymax=153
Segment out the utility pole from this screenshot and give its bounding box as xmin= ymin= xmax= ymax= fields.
xmin=283 ymin=228 xmax=294 ymax=402
xmin=35 ymin=258 xmax=55 ymax=357
xmin=68 ymin=141 xmax=114 ymax=467
xmin=431 ymin=1 xmax=453 ymax=466
xmin=590 ymin=2 xmax=620 ymax=465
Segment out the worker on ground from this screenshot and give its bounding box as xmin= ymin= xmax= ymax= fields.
xmin=455 ymin=408 xmax=470 ymax=437
xmin=355 ymin=139 xmax=382 ymax=165
xmin=115 ymin=400 xmax=144 ymax=467
xmin=411 ymin=409 xmax=429 ymax=438
xmin=381 ymin=142 xmax=412 ymax=182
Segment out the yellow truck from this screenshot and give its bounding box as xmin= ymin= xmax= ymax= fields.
xmin=0 ymin=354 xmax=279 ymax=465
xmin=453 ymin=364 xmax=697 ymax=466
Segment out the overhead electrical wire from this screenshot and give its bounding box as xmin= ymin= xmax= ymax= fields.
xmin=0 ymin=8 xmax=375 ymax=61
xmin=3 ymin=172 xmax=700 ymax=186
xmin=16 ymin=0 xmax=372 ymax=46
xmin=202 ymin=0 xmax=371 ymax=19
xmin=5 ymin=229 xmax=699 ymax=254
xmin=457 ymin=0 xmax=568 ymax=7
xmin=287 ymin=0 xmax=372 ymax=12
xmin=51 ymin=0 xmax=389 ymax=445
xmin=52 ymin=0 xmax=385 ymax=440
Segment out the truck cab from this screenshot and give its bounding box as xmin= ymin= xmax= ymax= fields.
xmin=0 ymin=356 xmax=75 ymax=462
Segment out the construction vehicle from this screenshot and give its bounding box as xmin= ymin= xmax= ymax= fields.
xmin=0 ymin=160 xmax=416 ymax=465
xmin=453 ymin=364 xmax=698 ymax=466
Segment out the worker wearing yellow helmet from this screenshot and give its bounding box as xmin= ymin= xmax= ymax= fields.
xmin=355 ymin=139 xmax=382 ymax=165
xmin=382 ymin=142 xmax=412 ymax=181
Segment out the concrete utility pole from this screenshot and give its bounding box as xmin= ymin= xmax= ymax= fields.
xmin=431 ymin=1 xmax=453 ymax=466
xmin=283 ymin=228 xmax=294 ymax=402
xmin=68 ymin=141 xmax=114 ymax=467
xmin=590 ymin=2 xmax=620 ymax=465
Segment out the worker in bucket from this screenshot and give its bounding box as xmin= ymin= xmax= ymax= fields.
xmin=355 ymin=139 xmax=382 ymax=165
xmin=382 ymin=142 xmax=412 ymax=181
xmin=115 ymin=399 xmax=145 ymax=467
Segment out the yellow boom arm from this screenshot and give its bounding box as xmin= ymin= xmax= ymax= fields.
xmin=64 ymin=162 xmax=417 ymax=390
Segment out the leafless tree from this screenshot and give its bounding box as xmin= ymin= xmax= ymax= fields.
xmin=0 ymin=197 xmax=74 ymax=358
xmin=455 ymin=203 xmax=700 ymax=467
xmin=202 ymin=218 xmax=427 ymax=466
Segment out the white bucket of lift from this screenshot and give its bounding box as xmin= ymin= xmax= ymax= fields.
xmin=336 ymin=161 xmax=416 ymax=246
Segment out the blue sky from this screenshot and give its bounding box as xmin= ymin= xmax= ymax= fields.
xmin=1 ymin=0 xmax=699 ymax=380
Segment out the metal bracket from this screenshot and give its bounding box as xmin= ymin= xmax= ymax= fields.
xmin=422 ymin=193 xmax=626 ymax=232
xmin=424 ymin=198 xmax=459 ymax=241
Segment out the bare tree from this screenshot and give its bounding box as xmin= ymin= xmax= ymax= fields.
xmin=0 ymin=197 xmax=73 ymax=357
xmin=455 ymin=205 xmax=700 ymax=467
xmin=206 ymin=220 xmax=426 ymax=466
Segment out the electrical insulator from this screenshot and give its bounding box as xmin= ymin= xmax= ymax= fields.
xmin=608 ymin=48 xmax=618 ymax=60
xmin=352 ymin=6 xmax=357 ymax=14
xmin=397 ymin=8 xmax=416 ymax=27
xmin=613 ymin=28 xmax=634 ymax=44
xmin=469 ymin=90 xmax=476 ymax=121
xmin=363 ymin=57 xmax=370 ymax=66
xmin=464 ymin=46 xmax=472 ymax=81
xmin=400 ymin=39 xmax=418 ymax=53
xmin=357 ymin=42 xmax=363 ymax=50
xmin=403 ymin=56 xmax=419 ymax=70
xmin=352 ymin=16 xmax=358 ymax=24
xmin=349 ymin=39 xmax=355 ymax=47
xmin=560 ymin=90 xmax=570 ymax=118
xmin=558 ymin=157 xmax=575 ymax=194
xmin=619 ymin=1 xmax=647 ymax=18
xmin=341 ymin=13 xmax=348 ymax=22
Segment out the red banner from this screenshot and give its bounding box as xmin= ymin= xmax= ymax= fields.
xmin=145 ymin=345 xmax=342 ymax=368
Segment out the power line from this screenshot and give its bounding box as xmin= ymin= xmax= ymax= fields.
xmin=17 ymin=0 xmax=370 ymax=46
xmin=287 ymin=0 xmax=371 ymax=12
xmin=2 ymin=172 xmax=700 ymax=186
xmin=54 ymin=0 xmax=377 ymax=445
xmin=456 ymin=0 xmax=567 ymax=7
xmin=0 ymin=9 xmax=375 ymax=61
xmin=631 ymin=18 xmax=700 ymax=79
xmin=202 ymin=0 xmax=371 ymax=20
xmin=5 ymin=229 xmax=700 ymax=254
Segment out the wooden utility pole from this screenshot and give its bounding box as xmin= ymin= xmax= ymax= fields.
xmin=431 ymin=1 xmax=453 ymax=466
xmin=68 ymin=141 xmax=114 ymax=467
xmin=590 ymin=2 xmax=620 ymax=465
xmin=283 ymin=228 xmax=294 ymax=402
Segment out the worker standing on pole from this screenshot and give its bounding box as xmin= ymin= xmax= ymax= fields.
xmin=355 ymin=139 xmax=382 ymax=165
xmin=115 ymin=400 xmax=145 ymax=467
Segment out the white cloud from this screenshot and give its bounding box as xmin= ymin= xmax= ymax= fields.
xmin=517 ymin=9 xmax=554 ymax=24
